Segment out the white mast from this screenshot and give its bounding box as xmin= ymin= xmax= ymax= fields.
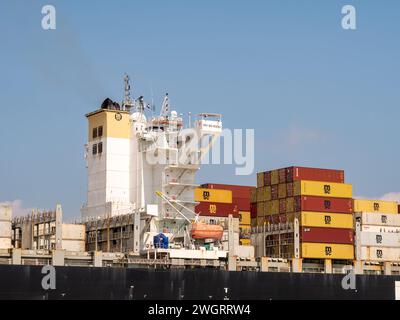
xmin=159 ymin=93 xmax=169 ymax=117
xmin=123 ymin=73 xmax=134 ymax=111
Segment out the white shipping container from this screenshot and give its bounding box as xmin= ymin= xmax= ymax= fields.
xmin=0 ymin=221 xmax=11 ymax=238
xmin=222 ymin=233 xmax=240 ymax=251
xmin=359 ymin=231 xmax=400 ymax=247
xmin=62 ymin=240 xmax=85 ymax=252
xmin=361 ymin=212 xmax=400 ymax=227
xmin=250 ymin=232 xmax=264 ymax=258
xmin=0 ymin=238 xmax=12 ymax=249
xmin=361 ymin=225 xmax=400 ymax=233
xmin=235 ymin=245 xmax=255 ymax=259
xmin=0 ymin=205 xmax=12 ymax=221
xmin=62 ymin=224 xmax=85 ymax=241
xmin=361 ymin=246 xmax=400 ymax=262
xmin=38 ymin=224 xmax=44 ymax=236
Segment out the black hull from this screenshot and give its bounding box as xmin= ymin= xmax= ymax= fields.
xmin=0 ymin=265 xmax=398 ymax=300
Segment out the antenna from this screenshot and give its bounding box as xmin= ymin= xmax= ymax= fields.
xmin=136 ymin=96 xmax=145 ymax=113
xmin=123 ymin=73 xmax=134 ymax=111
xmin=150 ymin=85 xmax=156 ymax=114
xmin=159 ymin=93 xmax=169 ymax=117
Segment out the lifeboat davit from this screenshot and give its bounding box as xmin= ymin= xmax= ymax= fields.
xmin=190 ymin=222 xmax=223 ymax=240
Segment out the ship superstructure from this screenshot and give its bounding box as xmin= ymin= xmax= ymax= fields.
xmin=81 ymin=75 xmax=224 ymax=256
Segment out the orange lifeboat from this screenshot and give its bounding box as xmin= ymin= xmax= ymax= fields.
xmin=190 ymin=222 xmax=223 ymax=240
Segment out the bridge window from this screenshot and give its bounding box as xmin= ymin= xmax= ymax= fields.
xmin=92 ymin=144 xmax=97 ymax=155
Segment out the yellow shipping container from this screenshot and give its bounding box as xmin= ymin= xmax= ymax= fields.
xmin=256 ymin=188 xmax=264 ymax=202
xmin=239 ymin=211 xmax=251 ymax=225
xmin=301 ymin=211 xmax=353 ymax=229
xmin=294 ymin=180 xmax=352 ymax=198
xmin=250 ymin=188 xmax=257 ymax=203
xmin=353 ymin=199 xmax=398 ymax=214
xmin=265 ymin=201 xmax=272 ymax=215
xmin=286 ymin=197 xmax=294 ymax=213
xmin=257 ymin=202 xmax=264 ymax=217
xmin=278 ymin=183 xmax=287 ymax=199
xmin=194 ymin=188 xmax=232 ymax=203
xmin=271 ymin=200 xmax=279 ymax=214
xmin=257 ymin=172 xmax=264 ymax=188
xmin=257 ymin=217 xmax=265 ymax=226
xmin=301 ymin=243 xmax=354 ymax=260
xmin=271 ymin=170 xmax=279 ymax=185
xmin=240 ymin=239 xmax=251 ymax=246
xmin=257 ymin=186 xmax=269 ymax=202
xmin=264 ymin=186 xmax=272 ymax=201
xmin=239 ymin=225 xmax=251 ymax=239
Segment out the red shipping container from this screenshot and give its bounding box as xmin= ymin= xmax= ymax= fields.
xmin=233 ymin=197 xmax=251 ymax=211
xmin=300 ymin=227 xmax=354 ymax=244
xmin=285 ymin=166 xmax=344 ymax=183
xmin=286 ymin=182 xmax=294 ymax=197
xmin=294 ymin=196 xmax=353 ymax=213
xmin=278 ymin=168 xmax=286 ymax=184
xmin=398 ymin=204 xmax=400 ymax=214
xmin=250 ymin=203 xmax=257 ymax=218
xmin=201 ymin=183 xmax=254 ymax=199
xmin=279 ymin=213 xmax=287 ymax=224
xmin=271 ymin=214 xmax=280 ymax=224
xmin=264 ymin=171 xmax=271 ymax=186
xmin=279 ymin=199 xmax=286 ymax=214
xmin=271 ymin=185 xmax=278 ymax=200
xmin=195 ymin=202 xmax=239 ymax=217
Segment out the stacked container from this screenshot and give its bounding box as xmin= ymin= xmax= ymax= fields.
xmin=0 ymin=204 xmax=12 ymax=249
xmin=250 ymin=187 xmax=257 ymax=228
xmin=201 ymin=184 xmax=255 ymax=246
xmin=255 ymin=166 xmax=354 ymax=260
xmin=194 ymin=187 xmax=238 ymax=218
xmin=354 ymin=199 xmax=400 ymax=262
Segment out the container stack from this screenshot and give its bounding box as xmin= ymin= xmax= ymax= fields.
xmin=354 ymin=199 xmax=400 ymax=262
xmin=194 ymin=187 xmax=238 ymax=218
xmin=255 ymin=166 xmax=354 ymax=260
xmin=0 ymin=204 xmax=12 ymax=249
xmin=201 ymin=184 xmax=255 ymax=246
xmin=250 ymin=187 xmax=257 ymax=228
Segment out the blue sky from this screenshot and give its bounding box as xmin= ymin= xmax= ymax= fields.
xmin=0 ymin=1 xmax=399 ymax=219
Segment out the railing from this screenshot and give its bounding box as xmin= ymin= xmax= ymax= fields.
xmin=252 ymin=223 xmax=294 ymax=234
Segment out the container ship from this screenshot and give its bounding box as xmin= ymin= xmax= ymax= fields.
xmin=1 ymin=75 xmax=400 ymax=300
